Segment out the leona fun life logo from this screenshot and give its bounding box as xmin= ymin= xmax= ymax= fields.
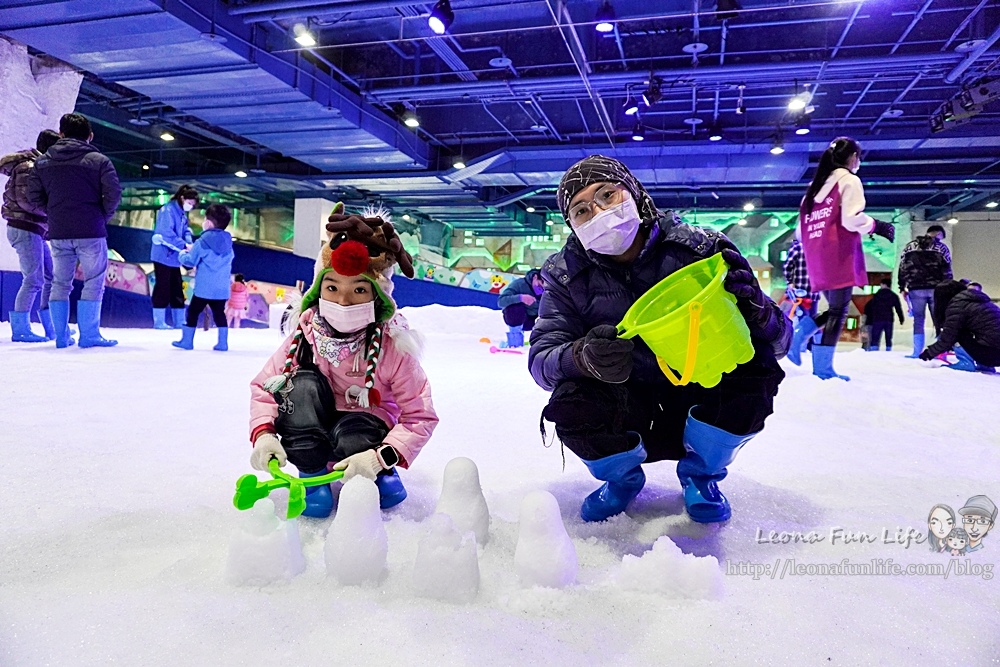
xmin=928 ymin=495 xmax=996 ymax=556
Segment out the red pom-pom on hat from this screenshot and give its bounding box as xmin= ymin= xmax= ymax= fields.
xmin=330 ymin=240 xmax=370 ymax=276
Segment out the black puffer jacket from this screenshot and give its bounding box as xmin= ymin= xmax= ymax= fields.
xmin=924 ymin=288 xmax=1000 ymax=358
xmin=528 ymin=214 xmax=790 ymax=390
xmin=0 ymin=149 xmax=46 ymax=236
xmin=26 ymin=138 xmax=121 ymax=240
xmin=898 ymin=236 xmax=952 ymax=291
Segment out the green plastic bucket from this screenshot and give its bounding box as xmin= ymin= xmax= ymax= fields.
xmin=616 ymin=253 xmax=755 ymax=388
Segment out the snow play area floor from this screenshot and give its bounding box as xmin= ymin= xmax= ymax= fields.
xmin=1 ymin=305 xmax=998 ymax=666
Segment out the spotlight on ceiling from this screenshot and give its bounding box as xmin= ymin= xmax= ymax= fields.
xmin=453 ymin=158 xmax=466 ymax=170
xmin=947 ymin=217 xmax=959 ymax=225
xmin=735 ymin=85 xmax=746 ymax=115
xmin=595 ymin=2 xmax=616 ymax=32
xmin=292 ymin=23 xmax=317 ymax=47
xmin=738 ymin=218 xmax=748 ymax=226
xmin=788 ymin=92 xmax=810 ymax=112
xmin=743 ymin=202 xmax=755 ymax=212
xmin=159 ymin=131 xmax=175 ymax=142
xmin=770 ymin=135 xmax=785 ymax=155
xmin=526 ymin=206 xmax=536 ymax=213
xmin=641 ymin=78 xmax=662 ymax=106
xmin=402 ymin=214 xmax=411 ymax=221
xmin=235 ymin=170 xmax=248 ymax=178
xmin=708 ymin=122 xmax=723 ymax=141
xmin=403 ymin=111 xmax=420 ymax=128
xmin=141 ymin=164 xmax=150 ymax=170
xmin=128 ymin=117 xmax=150 ymax=127
xmin=795 ymin=114 xmax=811 ymax=135
xmin=986 ymin=201 xmax=998 ymax=209
xmin=623 ymin=94 xmax=639 ymax=116
xmin=428 ymin=0 xmax=454 ymax=35
xmin=631 ymin=122 xmax=645 ymax=142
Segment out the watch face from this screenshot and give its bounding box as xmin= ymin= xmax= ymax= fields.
xmin=379 ymin=446 xmax=399 ymax=468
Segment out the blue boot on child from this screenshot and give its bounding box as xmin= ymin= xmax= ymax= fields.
xmin=786 ymin=316 xmax=818 ymax=366
xmin=299 ymin=469 xmax=335 ymax=518
xmin=580 ymin=434 xmax=647 ymax=522
xmin=375 ymin=469 xmax=407 ymax=509
xmin=172 ymin=326 xmax=196 ymax=350
xmin=506 ymin=324 xmax=524 ymax=348
xmin=677 ymin=413 xmax=757 ymax=523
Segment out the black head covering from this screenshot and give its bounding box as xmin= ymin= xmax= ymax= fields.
xmin=557 ymin=155 xmax=659 ymax=222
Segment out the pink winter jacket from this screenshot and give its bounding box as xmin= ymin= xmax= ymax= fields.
xmin=249 ymin=309 xmax=437 ymax=467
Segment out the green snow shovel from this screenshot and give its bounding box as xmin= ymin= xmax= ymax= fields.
xmin=233 ymin=458 xmax=345 ymax=519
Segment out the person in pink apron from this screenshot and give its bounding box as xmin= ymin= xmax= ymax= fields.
xmin=791 ymin=137 xmax=895 ymax=380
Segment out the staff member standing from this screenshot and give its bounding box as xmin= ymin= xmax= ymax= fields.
xmin=151 ymin=185 xmax=198 ymax=329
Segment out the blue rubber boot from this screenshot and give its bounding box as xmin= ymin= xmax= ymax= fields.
xmin=580 ymin=434 xmax=647 ymax=522
xmin=946 ymin=346 xmax=977 ymax=372
xmin=299 ymin=469 xmax=334 ymax=518
xmin=906 ymin=333 xmax=925 ymax=359
xmin=677 ymin=413 xmax=757 ymax=523
xmin=172 ymin=326 xmax=196 ymax=350
xmin=213 ymin=327 xmax=229 ymax=351
xmin=152 ymin=308 xmax=171 ymax=330
xmin=786 ymin=315 xmax=818 ymax=366
xmin=9 ymin=311 xmax=48 ymax=343
xmin=77 ymin=300 xmax=118 ymax=348
xmin=39 ymin=309 xmax=55 ymax=340
xmin=48 ymin=300 xmax=75 ymax=348
xmin=375 ymin=469 xmax=407 ymax=509
xmin=812 ymin=345 xmax=849 ymax=381
xmin=506 ymin=324 xmax=524 ymax=348
xmin=171 ymin=307 xmax=187 ymax=329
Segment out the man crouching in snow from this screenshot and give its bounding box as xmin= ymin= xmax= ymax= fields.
xmin=529 ymin=156 xmax=789 ymax=524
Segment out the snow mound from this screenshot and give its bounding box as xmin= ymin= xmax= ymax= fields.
xmin=226 ymin=499 xmax=305 ymax=585
xmin=514 ymin=491 xmax=578 ymax=589
xmin=412 ymin=513 xmax=480 ymax=603
xmin=617 ymin=536 xmax=724 ymax=599
xmin=324 ymin=477 xmax=388 ymax=585
xmin=435 ymin=457 xmax=490 ymax=545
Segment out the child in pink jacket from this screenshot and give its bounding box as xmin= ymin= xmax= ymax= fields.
xmin=226 ymin=273 xmax=248 ymax=328
xmin=249 ymin=206 xmax=436 ymax=517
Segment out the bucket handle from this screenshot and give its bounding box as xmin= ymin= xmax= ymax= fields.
xmin=655 ymin=301 xmax=702 ymax=386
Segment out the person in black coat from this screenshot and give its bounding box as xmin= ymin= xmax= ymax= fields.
xmin=863 ymin=279 xmax=905 ymax=351
xmin=529 ymin=155 xmax=789 ymax=524
xmin=920 ymin=281 xmax=1000 ymax=369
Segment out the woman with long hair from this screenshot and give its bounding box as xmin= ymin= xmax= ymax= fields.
xmin=790 ymin=137 xmax=894 ymax=380
xmin=150 ymin=184 xmax=198 ymax=329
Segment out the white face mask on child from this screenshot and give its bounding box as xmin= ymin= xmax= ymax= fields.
xmin=318 ymin=299 xmax=375 ymax=333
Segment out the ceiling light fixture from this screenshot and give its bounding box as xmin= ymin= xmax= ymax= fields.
xmin=595 ymin=2 xmax=616 ymax=32
xmin=986 ymin=201 xmax=998 ymax=209
xmin=428 ymin=0 xmax=455 ymax=35
xmin=292 ymin=23 xmax=317 ymax=47
xmin=795 ymin=114 xmax=811 ymax=135
xmin=743 ymin=202 xmax=755 ymax=212
xmin=402 ymin=214 xmax=411 ymax=221
xmin=770 ymin=134 xmax=785 ymax=155
xmin=526 ymin=206 xmax=536 ymax=213
xmin=708 ymin=123 xmax=723 ymax=141
xmin=788 ymin=84 xmax=811 ymax=112
xmin=641 ymin=77 xmax=662 ymax=106
xmin=235 ymin=170 xmax=248 ymax=178
xmin=623 ymin=94 xmax=639 ymax=116
xmin=142 ymin=164 xmax=150 ymax=170
xmin=631 ymin=122 xmax=645 ymax=141
xmin=160 ymin=131 xmax=175 ymax=142
xmin=453 ymin=158 xmax=466 ymax=170
xmin=947 ymin=217 xmax=959 ymax=225
xmin=738 ymin=218 xmax=748 ymax=226
xmin=735 ymin=84 xmax=746 ymax=115
xmin=403 ymin=111 xmax=420 ymax=128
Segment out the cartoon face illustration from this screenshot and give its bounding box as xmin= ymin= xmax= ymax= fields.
xmin=106 ymin=263 xmax=119 ymax=284
xmin=962 ymin=514 xmax=994 ymax=544
xmin=928 ymin=505 xmax=955 ymax=542
xmin=423 ymin=266 xmax=436 ymax=281
xmin=959 ymin=495 xmax=996 ymax=548
xmin=945 ymin=527 xmax=968 ymax=553
xmin=488 ymin=275 xmax=507 ymax=294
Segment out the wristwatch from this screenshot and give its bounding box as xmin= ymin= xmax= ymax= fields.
xmin=375 ymin=445 xmax=399 ymax=469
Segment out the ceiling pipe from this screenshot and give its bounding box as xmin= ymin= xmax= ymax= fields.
xmin=945 ymin=23 xmax=1000 ymax=83
xmin=233 ymin=0 xmax=433 ymax=23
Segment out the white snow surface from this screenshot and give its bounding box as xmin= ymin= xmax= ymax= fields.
xmin=411 ymin=513 xmax=480 ymax=603
xmin=1 ymin=304 xmax=999 ymax=665
xmin=514 ymin=490 xmax=578 ymax=589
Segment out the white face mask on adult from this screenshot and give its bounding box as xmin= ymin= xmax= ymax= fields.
xmin=318 ymin=298 xmax=375 ymax=333
xmin=574 ymin=192 xmax=642 ymax=256
xmin=182 ymin=202 xmax=195 ymax=212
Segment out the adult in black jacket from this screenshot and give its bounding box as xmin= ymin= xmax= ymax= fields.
xmin=898 ymin=225 xmax=952 ymax=356
xmin=26 ymin=113 xmax=121 ymax=348
xmin=529 ymin=155 xmax=789 ymax=524
xmin=920 ymin=281 xmax=1000 ymax=369
xmin=863 ymin=279 xmax=904 ymax=351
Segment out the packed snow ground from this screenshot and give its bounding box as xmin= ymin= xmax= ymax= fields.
xmin=1 ymin=305 xmax=998 ymax=666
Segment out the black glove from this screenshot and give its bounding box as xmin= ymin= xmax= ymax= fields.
xmin=572 ymin=325 xmax=634 ymax=383
xmin=919 ymin=349 xmax=934 ymax=361
xmin=872 ymin=220 xmax=895 ymax=242
xmin=721 ymin=249 xmax=770 ymax=327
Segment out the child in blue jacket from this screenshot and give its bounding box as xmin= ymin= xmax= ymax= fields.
xmin=174 ymin=204 xmax=235 ymax=351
